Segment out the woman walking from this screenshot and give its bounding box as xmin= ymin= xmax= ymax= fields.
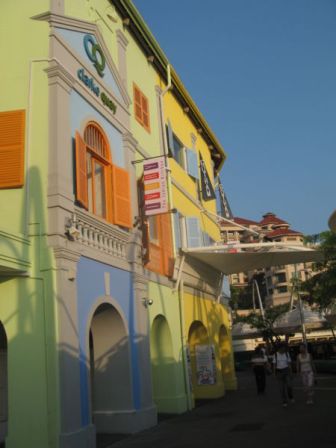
xmin=296 ymin=343 xmax=316 ymax=405
xmin=251 ymin=346 xmax=268 ymax=394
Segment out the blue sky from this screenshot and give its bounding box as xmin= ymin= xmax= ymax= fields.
xmin=133 ymin=0 xmax=336 ymax=235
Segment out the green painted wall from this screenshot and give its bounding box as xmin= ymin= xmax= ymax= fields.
xmin=0 ymin=0 xmax=49 ymax=236
xmin=0 ymin=2 xmax=60 ymax=447
xmin=148 ymin=282 xmax=188 ymax=414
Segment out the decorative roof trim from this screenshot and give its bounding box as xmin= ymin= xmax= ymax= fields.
xmin=110 ymin=0 xmax=226 ymax=170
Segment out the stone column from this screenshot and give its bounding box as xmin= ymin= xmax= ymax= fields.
xmin=45 ymin=61 xmax=76 ymax=245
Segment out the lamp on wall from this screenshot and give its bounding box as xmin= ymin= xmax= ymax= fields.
xmin=142 ymin=298 xmax=153 ymax=307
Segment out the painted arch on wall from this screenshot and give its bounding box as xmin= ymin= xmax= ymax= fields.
xmin=187 ymin=320 xmax=210 ymax=398
xmin=88 ymin=302 xmax=133 ymax=433
xmin=150 ymin=314 xmax=177 ymax=412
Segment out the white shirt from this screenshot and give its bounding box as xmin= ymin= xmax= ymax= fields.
xmin=273 ymin=352 xmax=291 ymax=369
xmin=298 ymin=353 xmax=313 ymax=372
xmin=251 ymin=355 xmax=267 ymax=365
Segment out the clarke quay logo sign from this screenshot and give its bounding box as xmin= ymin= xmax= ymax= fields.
xmin=84 ymin=34 xmax=106 ymax=77
xmin=78 ymin=34 xmax=117 ymax=115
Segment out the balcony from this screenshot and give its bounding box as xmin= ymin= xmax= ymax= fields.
xmin=71 ymin=208 xmax=130 ymax=260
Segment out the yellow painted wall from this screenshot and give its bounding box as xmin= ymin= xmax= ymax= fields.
xmin=157 ymin=75 xmax=221 ymax=242
xmin=183 ymin=292 xmax=237 ymax=400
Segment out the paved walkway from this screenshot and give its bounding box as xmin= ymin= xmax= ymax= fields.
xmin=100 ymin=372 xmax=336 ymax=448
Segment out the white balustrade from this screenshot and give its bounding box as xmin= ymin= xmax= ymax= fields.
xmin=71 ymin=209 xmax=130 ymax=260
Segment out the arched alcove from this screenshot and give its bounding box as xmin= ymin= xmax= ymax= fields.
xmin=150 ymin=315 xmax=176 ymax=412
xmin=89 ymin=303 xmax=132 ymax=433
xmin=0 ymin=321 xmax=8 ymax=446
xmin=188 ymin=321 xmax=211 ymax=396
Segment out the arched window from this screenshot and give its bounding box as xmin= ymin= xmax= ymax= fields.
xmin=75 ymin=122 xmax=132 ymax=228
xmin=84 ymin=122 xmax=110 ymax=219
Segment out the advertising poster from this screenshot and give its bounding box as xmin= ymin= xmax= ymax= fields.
xmin=195 ymin=345 xmax=216 ymax=385
xmin=143 ymin=156 xmax=168 ymax=216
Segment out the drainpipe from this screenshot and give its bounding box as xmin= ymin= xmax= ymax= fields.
xmin=25 ymin=59 xmax=51 ymax=235
xmin=178 ymin=278 xmax=193 ymax=410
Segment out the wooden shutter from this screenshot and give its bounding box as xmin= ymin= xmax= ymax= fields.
xmin=159 ymin=213 xmax=174 ymax=277
xmin=105 ymin=164 xmax=114 ymax=224
xmin=133 ymin=84 xmax=143 ymax=122
xmin=186 ymin=217 xmax=202 ymax=248
xmin=0 ymin=109 xmax=25 ymax=188
xmin=145 ymin=216 xmax=164 ymax=274
xmin=112 ymin=165 xmax=132 ymax=228
xmin=186 ymin=148 xmax=199 ymax=179
xmin=141 ymin=95 xmax=150 ymax=131
xmin=75 ymin=131 xmax=88 ymax=209
xmin=173 ymin=212 xmax=181 ymax=251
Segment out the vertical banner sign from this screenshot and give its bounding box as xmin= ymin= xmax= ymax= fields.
xmin=200 ymin=159 xmax=216 ymax=201
xmin=218 ymin=178 xmax=233 ymax=219
xmin=143 ymin=156 xmax=168 ymax=216
xmin=195 ymin=345 xmax=216 ymax=385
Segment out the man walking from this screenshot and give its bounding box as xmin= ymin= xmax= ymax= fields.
xmin=273 ymin=342 xmax=294 ymax=407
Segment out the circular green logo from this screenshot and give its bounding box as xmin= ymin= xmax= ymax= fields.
xmin=84 ymin=34 xmax=106 ymax=78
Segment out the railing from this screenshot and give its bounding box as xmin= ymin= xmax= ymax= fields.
xmin=72 ymin=208 xmax=130 ymax=260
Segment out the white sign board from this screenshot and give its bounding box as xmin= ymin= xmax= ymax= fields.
xmin=195 ymin=345 xmax=216 ymax=385
xmin=143 ymin=156 xmax=168 ymax=216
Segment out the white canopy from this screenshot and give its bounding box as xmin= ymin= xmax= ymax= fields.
xmin=231 ymin=322 xmax=263 ymax=340
xmin=274 ymin=307 xmax=328 ymax=334
xmin=183 ymin=242 xmax=323 ymax=275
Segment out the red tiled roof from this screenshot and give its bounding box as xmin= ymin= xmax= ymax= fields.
xmin=259 ymin=212 xmax=288 ymax=226
xmin=233 ymin=217 xmax=259 ymax=226
xmin=266 ymin=228 xmax=303 ymax=238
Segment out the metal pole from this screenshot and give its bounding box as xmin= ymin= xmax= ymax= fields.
xmin=294 ymin=265 xmax=307 ymax=344
xmin=298 ymin=293 xmax=307 ymax=345
xmin=254 ymin=279 xmax=265 ymax=321
xmin=252 ymin=280 xmax=256 ymax=312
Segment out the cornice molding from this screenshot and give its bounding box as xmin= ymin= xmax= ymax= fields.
xmin=45 ymin=60 xmax=76 ymax=91
xmin=0 ymin=229 xmax=30 ymax=246
xmin=32 ymin=11 xmax=98 ymax=34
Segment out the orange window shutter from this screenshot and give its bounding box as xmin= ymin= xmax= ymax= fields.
xmin=112 ymin=165 xmax=132 ymax=228
xmin=159 ymin=213 xmax=174 ymax=277
xmin=75 ymin=131 xmax=89 ymax=209
xmin=0 ymin=109 xmax=25 ymax=189
xmin=105 ymin=164 xmax=114 ymax=224
xmin=141 ymin=95 xmax=150 ymax=130
xmin=146 ymin=242 xmax=163 ymax=274
xmin=133 ymin=85 xmax=143 ymax=122
xmin=142 ymin=219 xmax=150 ymax=265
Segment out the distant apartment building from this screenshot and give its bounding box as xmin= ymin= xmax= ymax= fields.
xmin=220 ymin=212 xmax=312 ymax=307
